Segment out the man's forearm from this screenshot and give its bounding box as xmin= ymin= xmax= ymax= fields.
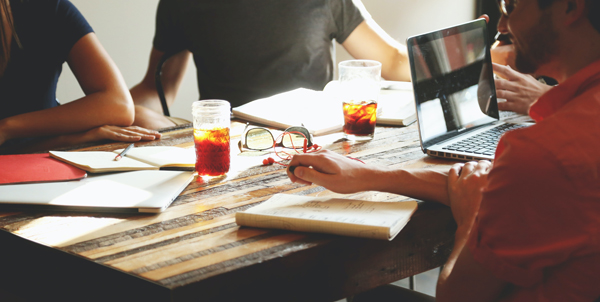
xmin=130 ymin=83 xmax=163 ymax=113
xmin=369 ymin=167 xmax=450 ymax=206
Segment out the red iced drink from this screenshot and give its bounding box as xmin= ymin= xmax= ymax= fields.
xmin=194 ymin=127 xmax=230 ymax=176
xmin=343 ymin=101 xmax=377 ymax=137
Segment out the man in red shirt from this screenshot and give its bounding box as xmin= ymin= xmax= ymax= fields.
xmin=286 ymin=0 xmax=600 ymax=301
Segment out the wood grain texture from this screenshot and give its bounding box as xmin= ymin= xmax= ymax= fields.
xmin=0 ymin=122 xmax=458 ymax=302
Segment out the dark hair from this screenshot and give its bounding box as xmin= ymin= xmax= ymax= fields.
xmin=0 ymin=0 xmax=22 ymax=77
xmin=537 ymin=0 xmax=557 ymax=9
xmin=587 ymin=0 xmax=600 ymax=33
xmin=537 ymin=0 xmax=600 ymax=33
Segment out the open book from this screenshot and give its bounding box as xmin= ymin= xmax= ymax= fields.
xmin=50 ymin=146 xmax=195 ymax=173
xmin=232 ymin=88 xmax=343 ymax=136
xmin=236 ymin=194 xmax=418 ymax=240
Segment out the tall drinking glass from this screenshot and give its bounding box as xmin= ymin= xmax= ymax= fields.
xmin=339 ymin=60 xmax=381 ymax=141
xmin=192 ymin=100 xmax=231 ymax=177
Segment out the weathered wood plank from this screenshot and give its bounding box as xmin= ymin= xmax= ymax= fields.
xmin=0 ymin=212 xmax=19 ymax=218
xmin=80 ymin=215 xmax=237 ymax=259
xmin=107 ymin=227 xmax=270 ymax=272
xmin=141 ymin=233 xmax=308 ymax=281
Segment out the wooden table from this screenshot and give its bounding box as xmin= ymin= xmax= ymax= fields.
xmin=0 ymin=122 xmax=457 ymax=302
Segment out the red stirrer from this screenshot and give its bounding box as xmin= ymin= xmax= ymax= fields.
xmin=261 ymin=130 xmax=365 ymax=166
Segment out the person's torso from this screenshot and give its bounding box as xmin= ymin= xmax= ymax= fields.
xmin=0 ymin=0 xmax=92 ymax=120
xmin=159 ymin=0 xmax=362 ymax=107
xmin=494 ymin=80 xmax=600 ymax=302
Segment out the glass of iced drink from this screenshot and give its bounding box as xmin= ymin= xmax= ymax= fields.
xmin=338 ymin=60 xmax=381 ymax=141
xmin=192 ymin=100 xmax=231 ymax=177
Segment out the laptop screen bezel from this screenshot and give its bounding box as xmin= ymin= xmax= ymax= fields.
xmin=406 ymin=19 xmax=498 ymax=152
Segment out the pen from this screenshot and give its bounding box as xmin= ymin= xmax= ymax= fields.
xmin=114 ymin=143 xmax=134 ymax=161
xmin=493 ymin=32 xmax=511 ymax=48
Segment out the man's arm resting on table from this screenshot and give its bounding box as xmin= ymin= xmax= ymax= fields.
xmin=287 ymin=152 xmax=509 ymax=301
xmin=341 ymin=20 xmax=411 ymax=82
xmin=287 ymin=150 xmax=451 ymax=205
xmin=130 ymin=48 xmax=191 ymax=129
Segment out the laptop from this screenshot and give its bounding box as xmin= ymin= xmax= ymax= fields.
xmin=407 ymin=19 xmax=531 ymax=161
xmin=0 ymin=170 xmax=194 ymax=213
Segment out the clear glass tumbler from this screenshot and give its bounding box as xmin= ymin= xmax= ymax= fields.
xmin=338 ymin=60 xmax=381 ymax=141
xmin=192 ymin=100 xmax=231 ymax=176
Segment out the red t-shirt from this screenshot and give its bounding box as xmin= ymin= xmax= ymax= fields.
xmin=468 ymin=60 xmax=600 ymax=302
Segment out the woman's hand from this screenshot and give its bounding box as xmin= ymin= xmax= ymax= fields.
xmin=493 ymin=63 xmax=553 ymax=114
xmin=74 ymin=125 xmax=161 ymax=144
xmin=447 ymin=161 xmax=492 ymax=229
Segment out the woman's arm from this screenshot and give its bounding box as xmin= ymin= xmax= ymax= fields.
xmin=0 ymin=33 xmax=137 ymax=144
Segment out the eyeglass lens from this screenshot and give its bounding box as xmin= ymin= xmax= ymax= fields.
xmin=281 ymin=127 xmax=312 ymax=148
xmin=245 ymin=128 xmax=274 ymax=150
xmin=500 ymin=0 xmax=515 ymax=17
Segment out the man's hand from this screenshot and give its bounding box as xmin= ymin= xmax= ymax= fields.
xmin=493 ymin=63 xmax=553 ymax=115
xmin=447 ymin=160 xmax=491 ymax=229
xmin=286 ymin=149 xmax=373 ymax=194
xmin=491 ymin=43 xmax=516 ymax=67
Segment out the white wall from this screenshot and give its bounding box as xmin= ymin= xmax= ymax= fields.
xmin=57 ymin=0 xmax=198 ymax=121
xmin=57 ymin=0 xmax=475 ymax=121
xmin=339 ymin=0 xmax=476 ymax=66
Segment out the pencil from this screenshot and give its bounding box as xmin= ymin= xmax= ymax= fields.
xmin=114 ymin=143 xmax=134 ymax=161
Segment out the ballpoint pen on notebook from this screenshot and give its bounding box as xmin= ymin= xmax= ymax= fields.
xmin=114 ymin=143 xmax=134 ymax=161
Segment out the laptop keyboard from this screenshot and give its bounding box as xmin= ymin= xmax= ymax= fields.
xmin=499 ymin=110 xmax=518 ymax=120
xmin=442 ymin=123 xmax=527 ymax=156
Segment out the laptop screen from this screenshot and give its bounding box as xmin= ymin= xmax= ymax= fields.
xmin=407 ymin=19 xmax=499 ymax=147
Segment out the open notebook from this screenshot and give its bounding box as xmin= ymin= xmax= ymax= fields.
xmin=0 ymin=170 xmax=194 ymax=213
xmin=236 ymin=194 xmax=418 ymax=240
xmin=50 ymin=146 xmax=195 ymax=173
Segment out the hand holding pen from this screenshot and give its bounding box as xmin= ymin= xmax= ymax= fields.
xmin=490 ymin=32 xmax=515 ymax=67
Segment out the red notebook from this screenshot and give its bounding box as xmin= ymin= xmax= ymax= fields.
xmin=0 ymin=153 xmax=87 ymax=185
